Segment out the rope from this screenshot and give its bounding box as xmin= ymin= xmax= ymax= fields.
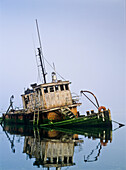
xmin=33 ymin=35 xmax=66 ymax=82
xmin=32 ymin=34 xmax=42 ymax=83
xmin=43 ymin=56 xmax=66 ymax=81
xmin=112 ymin=120 xmax=125 ymax=127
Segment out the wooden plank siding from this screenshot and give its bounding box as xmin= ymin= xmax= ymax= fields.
xmin=21 ymin=81 xmax=73 ymax=111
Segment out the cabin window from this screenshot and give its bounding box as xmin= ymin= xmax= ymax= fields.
xmin=37 ymin=89 xmax=42 ymax=96
xmin=69 ymin=157 xmax=72 ymax=163
xmin=65 ymin=84 xmax=69 ymax=90
xmin=58 ymin=157 xmax=62 ymax=163
xmin=64 ymin=157 xmax=67 ymax=163
xmin=40 ymin=90 xmax=42 ymax=96
xmin=55 ymin=85 xmax=59 ymax=91
xmin=53 ymin=158 xmax=57 ymax=164
xmin=44 ymin=87 xmax=48 ymax=93
xmin=47 ymin=157 xmax=51 ymax=163
xmin=60 ymin=85 xmax=64 ymax=91
xmin=36 ymin=89 xmax=39 ymax=94
xmin=50 ymin=86 xmax=54 ymax=92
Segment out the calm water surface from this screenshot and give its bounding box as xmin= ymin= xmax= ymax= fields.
xmin=0 ymin=123 xmax=125 ymax=170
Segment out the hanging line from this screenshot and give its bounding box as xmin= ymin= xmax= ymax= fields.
xmin=43 ymin=56 xmax=66 ymax=81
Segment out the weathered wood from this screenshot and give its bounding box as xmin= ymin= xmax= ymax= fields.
xmin=2 ymin=109 xmax=112 ymax=128
xmin=40 ymin=110 xmax=112 ymax=128
xmin=2 ymin=123 xmax=112 ymax=169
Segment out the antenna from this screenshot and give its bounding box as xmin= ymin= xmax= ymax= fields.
xmin=35 ymin=19 xmax=46 ymax=84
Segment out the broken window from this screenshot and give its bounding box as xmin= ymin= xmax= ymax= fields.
xmin=58 ymin=157 xmax=62 ymax=163
xmin=64 ymin=156 xmax=67 ymax=163
xmin=37 ymin=88 xmax=42 ymax=96
xmin=50 ymin=86 xmax=54 ymax=92
xmin=44 ymin=87 xmax=48 ymax=93
xmin=65 ymin=84 xmax=69 ymax=90
xmin=40 ymin=89 xmax=42 ymax=96
xmin=60 ymin=85 xmax=64 ymax=91
xmin=55 ymin=85 xmax=59 ymax=91
xmin=69 ymin=157 xmax=72 ymax=163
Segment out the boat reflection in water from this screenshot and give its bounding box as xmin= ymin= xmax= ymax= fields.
xmin=3 ymin=124 xmax=112 ymax=169
xmin=23 ymin=129 xmax=81 ymax=168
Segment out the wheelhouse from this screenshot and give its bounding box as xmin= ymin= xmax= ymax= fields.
xmin=21 ymin=81 xmax=73 ymax=112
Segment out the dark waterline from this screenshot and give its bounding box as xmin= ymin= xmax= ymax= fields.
xmin=0 ymin=124 xmax=125 ymax=170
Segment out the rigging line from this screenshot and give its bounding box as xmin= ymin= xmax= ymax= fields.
xmin=37 ymin=62 xmax=42 ymax=83
xmin=32 ymin=34 xmax=42 ymax=83
xmin=36 ymin=19 xmax=66 ymax=82
xmin=112 ymin=126 xmax=122 ymax=131
xmin=36 ymin=19 xmax=46 ymax=84
xmin=39 ymin=46 xmax=46 ymax=74
xmin=84 ymin=142 xmax=102 ymax=162
xmin=1 ymin=124 xmax=15 ymax=153
xmin=112 ymin=120 xmax=125 ymax=127
xmin=36 ymin=54 xmax=42 ymax=83
xmin=43 ymin=56 xmax=66 ymax=81
xmin=35 ymin=19 xmax=45 ymax=70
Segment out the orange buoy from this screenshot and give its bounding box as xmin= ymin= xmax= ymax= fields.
xmin=98 ymin=106 xmax=106 ymax=112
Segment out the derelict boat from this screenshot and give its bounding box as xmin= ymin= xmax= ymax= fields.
xmin=1 ymin=20 xmax=112 ymax=128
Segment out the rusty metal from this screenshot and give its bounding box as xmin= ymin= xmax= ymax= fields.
xmin=1 ymin=95 xmax=15 ymax=123
xmin=80 ymin=90 xmax=99 ymax=109
xmin=98 ymin=106 xmax=106 ymax=112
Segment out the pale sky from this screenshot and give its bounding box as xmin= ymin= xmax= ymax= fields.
xmin=0 ymin=0 xmax=126 ymax=122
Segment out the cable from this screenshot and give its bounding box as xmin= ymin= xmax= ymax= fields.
xmin=32 ymin=34 xmax=42 ymax=83
xmin=43 ymin=56 xmax=66 ymax=81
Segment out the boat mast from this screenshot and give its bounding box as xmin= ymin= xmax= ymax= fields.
xmin=36 ymin=19 xmax=46 ymax=84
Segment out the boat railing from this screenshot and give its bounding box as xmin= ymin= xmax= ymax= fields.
xmin=72 ymin=93 xmax=80 ymax=104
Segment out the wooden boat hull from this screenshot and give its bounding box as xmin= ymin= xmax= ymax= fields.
xmin=2 ymin=123 xmax=112 ymax=141
xmin=1 ymin=109 xmax=112 ymax=128
xmin=2 ymin=123 xmax=112 ymax=167
xmin=40 ymin=110 xmax=112 ymax=128
xmin=2 ymin=113 xmax=33 ymax=125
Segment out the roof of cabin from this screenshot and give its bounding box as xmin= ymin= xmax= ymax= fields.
xmin=21 ymin=81 xmax=71 ymax=96
xmin=33 ymin=81 xmax=71 ymax=89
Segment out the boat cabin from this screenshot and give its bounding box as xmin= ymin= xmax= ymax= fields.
xmin=21 ymin=80 xmax=75 ymax=112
